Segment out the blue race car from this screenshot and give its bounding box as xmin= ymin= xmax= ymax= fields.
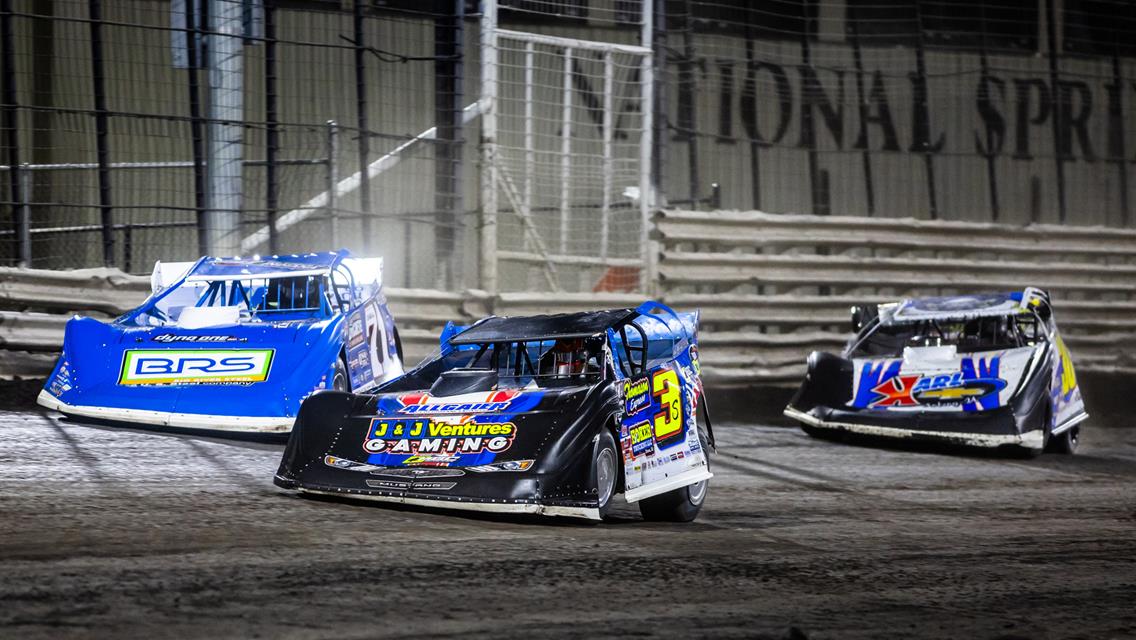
xmin=37 ymin=250 xmax=404 ymax=433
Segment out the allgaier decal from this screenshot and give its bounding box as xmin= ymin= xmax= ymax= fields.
xmin=362 ymin=389 xmax=542 ymax=467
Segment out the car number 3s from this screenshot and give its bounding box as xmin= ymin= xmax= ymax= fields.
xmin=652 ymin=368 xmax=683 ymax=442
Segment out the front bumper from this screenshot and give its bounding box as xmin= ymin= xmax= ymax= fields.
xmin=274 ymin=468 xmax=600 ymax=520
xmin=37 ymin=389 xmax=295 ymax=433
xmin=784 ymin=404 xmax=1045 ymax=450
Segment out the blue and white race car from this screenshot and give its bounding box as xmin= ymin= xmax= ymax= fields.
xmin=37 ymin=250 xmax=403 ymax=433
xmin=784 ymin=288 xmax=1088 ymax=456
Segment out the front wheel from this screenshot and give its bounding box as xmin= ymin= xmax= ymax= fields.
xmin=592 ymin=429 xmax=619 ymax=520
xmin=331 ymin=357 xmax=349 ymax=392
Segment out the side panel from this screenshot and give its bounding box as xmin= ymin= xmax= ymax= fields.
xmin=619 ymin=345 xmax=709 ymax=500
xmin=1050 ymin=334 xmax=1087 ymax=430
xmin=344 ymin=304 xmax=375 ymax=390
xmin=344 ymin=292 xmax=404 ymax=392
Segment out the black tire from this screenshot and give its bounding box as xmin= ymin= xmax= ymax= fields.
xmin=638 ymin=431 xmax=710 ymax=523
xmin=592 ymin=429 xmax=619 ymax=520
xmin=392 ymin=326 xmax=404 ymax=363
xmin=331 ymin=357 xmax=349 ymax=392
xmin=1048 ymin=425 xmax=1080 ymax=455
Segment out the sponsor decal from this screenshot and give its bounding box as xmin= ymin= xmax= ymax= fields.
xmin=366 ymin=479 xmax=411 ymax=491
xmin=401 ymin=454 xmax=460 ymax=467
xmin=118 ymin=349 xmax=274 ymax=385
xmin=689 ymin=345 xmax=701 ymax=377
xmin=628 ymin=420 xmax=654 ymax=458
xmin=395 ymin=390 xmax=523 ymax=415
xmin=623 ymin=377 xmax=650 ymax=415
xmin=364 ymin=419 xmax=516 ymax=455
xmin=152 ymin=334 xmax=243 ymax=343
xmin=374 ymin=468 xmax=464 ymax=479
xmin=854 ymin=356 xmax=1006 ymax=411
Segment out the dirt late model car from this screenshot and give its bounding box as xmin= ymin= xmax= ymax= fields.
xmin=38 ymin=250 xmax=403 ymax=433
xmin=784 ymin=288 xmax=1088 ymax=456
xmin=275 ymin=301 xmax=714 ymax=521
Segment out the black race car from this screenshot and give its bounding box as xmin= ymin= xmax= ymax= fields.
xmin=784 ymin=288 xmax=1088 ymax=456
xmin=275 ymin=301 xmax=713 ymax=521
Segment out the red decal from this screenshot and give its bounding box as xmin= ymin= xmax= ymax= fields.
xmin=871 ymin=375 xmax=920 ymax=407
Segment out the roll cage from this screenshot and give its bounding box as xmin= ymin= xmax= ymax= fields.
xmin=122 ymin=252 xmax=368 ymax=326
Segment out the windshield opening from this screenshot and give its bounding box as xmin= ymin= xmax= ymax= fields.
xmin=851 ymin=314 xmax=1044 ymax=358
xmin=127 ymin=274 xmax=340 ymax=327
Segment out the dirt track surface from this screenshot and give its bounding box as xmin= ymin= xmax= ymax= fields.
xmin=2 ymin=411 xmax=1135 ymax=640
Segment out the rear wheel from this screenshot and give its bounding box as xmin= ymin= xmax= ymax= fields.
xmin=639 ymin=431 xmax=710 ymax=523
xmin=1048 ymin=425 xmax=1080 ymax=455
xmin=593 ymin=429 xmax=619 ymax=520
xmin=331 ymin=357 xmax=349 ymax=392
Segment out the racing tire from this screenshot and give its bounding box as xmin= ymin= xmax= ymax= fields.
xmin=331 ymin=357 xmax=349 ymax=392
xmin=1047 ymin=425 xmax=1080 ymax=455
xmin=638 ymin=430 xmax=710 ymax=523
xmin=592 ymin=429 xmax=619 ymax=520
xmin=393 ymin=326 xmax=404 ymax=363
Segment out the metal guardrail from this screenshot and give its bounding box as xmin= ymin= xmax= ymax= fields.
xmin=655 ymin=210 xmax=1136 ymax=382
xmin=4 ymin=208 xmax=1135 ymax=385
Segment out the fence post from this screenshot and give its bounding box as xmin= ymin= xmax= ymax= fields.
xmin=205 ymin=0 xmax=245 ymax=256
xmin=184 ymin=0 xmax=208 ymax=256
xmin=17 ymin=164 xmax=31 ymax=267
xmin=0 ymin=0 xmax=23 ymax=265
xmin=264 ymin=0 xmax=279 ymax=253
xmin=1044 ymin=0 xmax=1067 ymax=224
xmin=640 ymin=0 xmax=656 ymax=295
xmin=478 ymin=0 xmax=498 ymax=296
xmin=326 ymin=120 xmax=339 ymax=248
xmin=88 ymin=0 xmax=115 ymax=266
xmin=433 ymin=0 xmax=464 ymax=290
xmin=353 ymin=0 xmax=373 ymax=252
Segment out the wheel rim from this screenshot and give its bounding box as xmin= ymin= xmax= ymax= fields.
xmin=333 ymin=372 xmax=347 ymax=391
xmin=596 ymin=447 xmax=616 ymax=507
xmin=688 ymin=479 xmax=707 ymax=505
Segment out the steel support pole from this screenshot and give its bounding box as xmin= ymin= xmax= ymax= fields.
xmin=353 ymin=0 xmax=373 ymax=252
xmin=523 ymin=42 xmax=534 ymax=225
xmin=326 ymin=120 xmax=339 ymax=247
xmin=88 ymin=0 xmax=115 ymax=266
xmin=0 ymin=0 xmax=24 ymax=265
xmin=185 ymin=0 xmax=208 ymax=256
xmin=205 ymin=0 xmax=244 ymax=256
xmin=479 ymin=0 xmax=498 ymax=294
xmin=600 ymin=51 xmax=613 ymax=261
xmin=264 ymin=0 xmax=279 ymax=253
xmin=1044 ymin=0 xmax=1067 ymax=224
xmin=559 ymin=48 xmax=572 ymax=256
xmin=639 ymin=0 xmax=656 ymax=294
xmin=433 ymin=0 xmax=463 ymax=289
xmin=17 ymin=164 xmax=31 ymax=266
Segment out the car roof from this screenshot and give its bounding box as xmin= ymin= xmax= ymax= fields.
xmin=887 ymin=289 xmax=1045 ymax=323
xmin=185 ymin=251 xmax=346 ymax=282
xmin=449 ymin=309 xmax=637 ymax=345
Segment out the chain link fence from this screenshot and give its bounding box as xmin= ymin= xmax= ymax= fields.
xmin=2 ymin=0 xmax=1135 ymax=290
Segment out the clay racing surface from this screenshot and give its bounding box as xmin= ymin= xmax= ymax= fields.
xmin=1 ymin=410 xmax=1134 ymax=639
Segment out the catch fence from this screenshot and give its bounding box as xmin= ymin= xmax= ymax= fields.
xmin=2 ymin=0 xmax=1136 ymax=296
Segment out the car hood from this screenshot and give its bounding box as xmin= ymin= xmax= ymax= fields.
xmin=849 ymin=345 xmax=1037 ymax=412
xmin=356 ymin=385 xmax=603 ymax=469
